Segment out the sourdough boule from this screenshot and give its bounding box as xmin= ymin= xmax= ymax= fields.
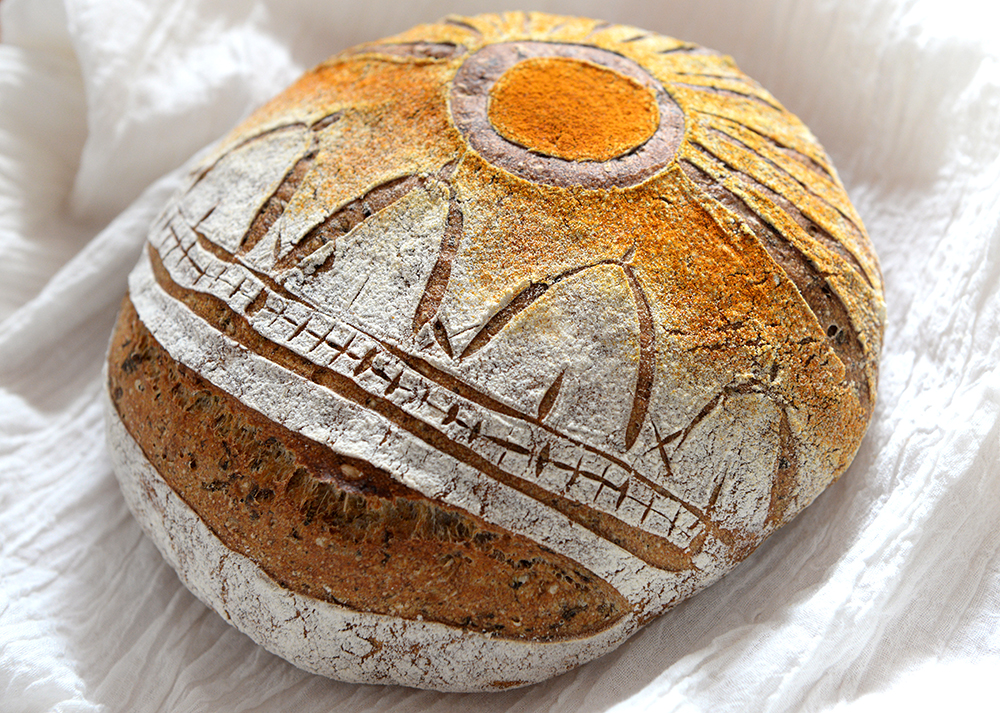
xmin=104 ymin=12 xmax=885 ymax=692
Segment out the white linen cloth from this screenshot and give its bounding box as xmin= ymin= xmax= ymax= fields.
xmin=2 ymin=0 xmax=998 ymax=710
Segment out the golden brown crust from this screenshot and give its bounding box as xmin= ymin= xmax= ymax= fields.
xmin=108 ymin=295 xmax=628 ymax=640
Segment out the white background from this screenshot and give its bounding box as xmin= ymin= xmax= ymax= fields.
xmin=1 ymin=0 xmax=999 ymax=710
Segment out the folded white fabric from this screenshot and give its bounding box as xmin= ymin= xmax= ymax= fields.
xmin=1 ymin=0 xmax=998 ymax=711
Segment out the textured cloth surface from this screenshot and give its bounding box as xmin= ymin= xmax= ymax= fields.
xmin=1 ymin=0 xmax=999 ymax=711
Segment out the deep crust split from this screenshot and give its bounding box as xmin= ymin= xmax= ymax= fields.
xmin=105 ymin=12 xmax=885 ymax=691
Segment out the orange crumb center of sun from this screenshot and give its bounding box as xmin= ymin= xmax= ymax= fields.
xmin=487 ymin=56 xmax=660 ymax=163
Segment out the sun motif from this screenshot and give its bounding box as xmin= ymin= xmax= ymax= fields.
xmin=146 ymin=12 xmax=883 ymax=620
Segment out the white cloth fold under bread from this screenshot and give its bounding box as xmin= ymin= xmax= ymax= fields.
xmin=1 ymin=0 xmax=999 ymax=710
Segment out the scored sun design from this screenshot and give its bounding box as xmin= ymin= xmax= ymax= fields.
xmin=158 ymin=11 xmax=883 ymax=564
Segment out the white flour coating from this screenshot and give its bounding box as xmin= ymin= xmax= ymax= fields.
xmin=121 ymin=132 xmax=805 ymax=625
xmin=105 ymin=394 xmax=636 ymax=692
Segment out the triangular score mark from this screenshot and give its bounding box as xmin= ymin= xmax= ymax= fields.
xmin=353 ymin=347 xmax=378 ymax=376
xmin=455 ymin=262 xmax=609 ymax=361
xmin=189 ymin=122 xmax=308 ymax=185
xmin=245 ymin=289 xmax=268 ymax=316
xmin=535 ymin=443 xmax=551 ymax=478
xmin=566 ymin=457 xmax=583 ymax=488
xmin=238 ymin=144 xmax=319 ymax=254
xmin=433 ymin=318 xmax=454 ymax=359
xmin=676 ymin=391 xmax=723 ymax=453
xmin=623 ymin=265 xmax=655 ymax=451
xmin=460 ymin=281 xmax=550 ymax=359
xmin=193 ymin=203 xmax=218 ymax=229
xmin=658 ymin=46 xmax=706 ymax=54
xmin=583 ymin=20 xmax=612 ymax=40
xmin=766 ymin=407 xmax=798 ymax=527
xmin=413 ymin=196 xmax=463 ymax=335
xmin=650 ymin=422 xmax=678 ymax=477
xmin=383 ymin=370 xmax=402 ymax=396
xmin=436 ymin=158 xmax=461 ymax=181
xmin=537 ymin=370 xmax=565 ymax=422
xmin=287 ymin=318 xmax=312 ymax=344
xmin=276 ymin=173 xmax=427 ymax=273
xmin=615 ymin=478 xmax=631 ymax=509
xmin=443 ymin=17 xmax=483 ymax=37
xmin=442 ymin=403 xmax=460 ymax=426
xmin=706 ymin=472 xmax=727 ymax=514
xmin=310 ymin=112 xmax=343 ymax=132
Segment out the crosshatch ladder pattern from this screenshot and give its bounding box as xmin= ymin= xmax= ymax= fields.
xmin=149 ymin=206 xmax=709 ymax=566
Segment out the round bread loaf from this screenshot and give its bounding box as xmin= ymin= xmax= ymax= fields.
xmin=105 ymin=12 xmax=885 ymax=691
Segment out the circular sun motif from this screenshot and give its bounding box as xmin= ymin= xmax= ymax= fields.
xmin=450 ymin=41 xmax=684 ymax=187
